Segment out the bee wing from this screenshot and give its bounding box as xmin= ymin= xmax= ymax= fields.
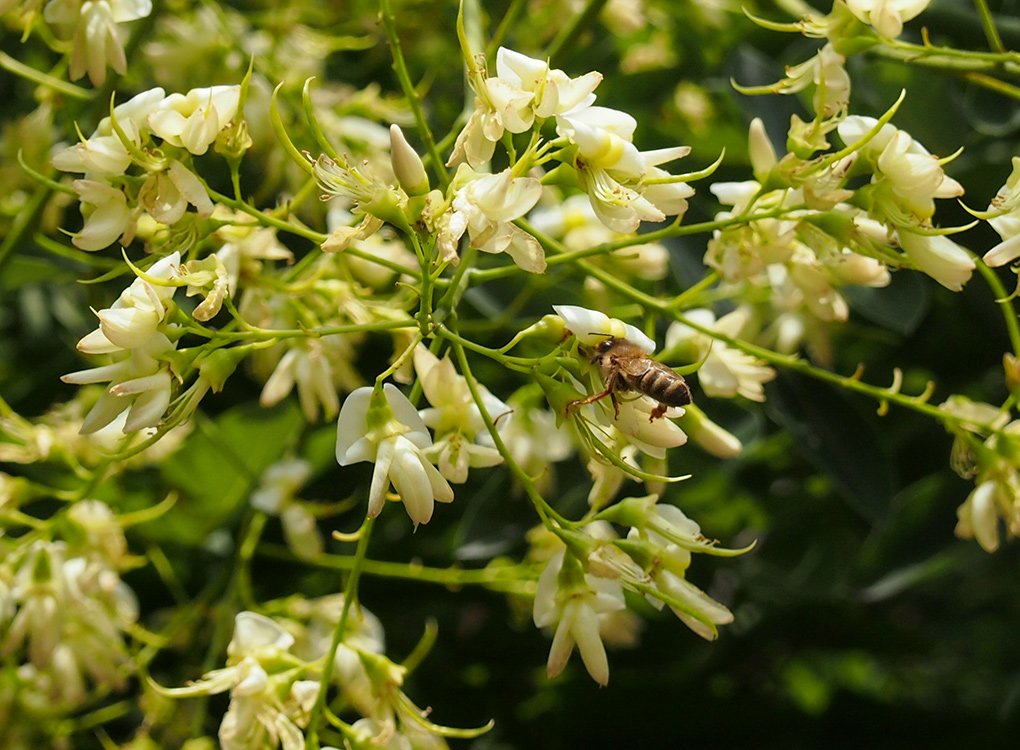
xmin=616 ymin=356 xmax=655 ymax=378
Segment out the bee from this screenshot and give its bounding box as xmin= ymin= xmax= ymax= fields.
xmin=567 ymin=337 xmax=692 ymax=421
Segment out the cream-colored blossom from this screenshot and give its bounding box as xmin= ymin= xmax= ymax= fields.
xmin=846 ymin=0 xmax=931 ymax=38
xmin=438 ymin=166 xmax=545 ymax=272
xmin=148 ymin=85 xmax=241 ymax=155
xmin=981 ymin=156 xmax=1020 ymax=267
xmin=336 ymin=384 xmax=454 ymax=526
xmin=666 ymin=308 xmax=776 ymax=402
xmin=533 ymin=551 xmax=626 ymax=686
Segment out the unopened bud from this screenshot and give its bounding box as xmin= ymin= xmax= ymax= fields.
xmin=678 ymin=405 xmax=742 ymax=458
xmin=1005 ymin=353 xmax=1020 ymax=392
xmin=389 ymin=124 xmax=430 ymax=197
xmin=748 ymin=118 xmax=776 ymax=182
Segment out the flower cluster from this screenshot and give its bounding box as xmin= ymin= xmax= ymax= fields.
xmin=700 ymin=111 xmax=972 ymax=364
xmin=314 ymin=45 xmax=696 ymax=274
xmin=531 ymin=495 xmax=747 ymax=685
xmin=166 ymin=602 xmax=471 ymax=749
xmin=0 ymin=502 xmax=138 ymax=714
xmin=61 ymin=251 xmax=181 ymax=434
xmin=336 ymin=383 xmax=454 ymax=527
xmin=52 ymin=85 xmax=240 ymax=251
xmin=943 ymin=398 xmax=1020 ymax=553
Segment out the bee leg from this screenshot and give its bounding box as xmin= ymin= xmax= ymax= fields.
xmin=564 ymin=373 xmax=620 ymax=417
xmin=649 ymin=403 xmax=667 ymax=421
xmin=565 ymin=386 xmax=613 ymax=416
xmin=610 ymin=391 xmax=621 ymax=419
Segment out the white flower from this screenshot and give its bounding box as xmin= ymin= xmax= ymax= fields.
xmin=148 ymin=84 xmax=241 ymax=155
xmin=53 ymin=133 xmax=133 ymax=179
xmin=1 ymin=540 xmax=138 ymax=706
xmin=666 ymin=309 xmax=775 ymax=402
xmin=259 ymin=340 xmax=347 ymax=422
xmin=44 ymin=0 xmax=152 ymax=85
xmin=532 ymin=551 xmax=625 ymax=686
xmin=599 ymin=396 xmax=687 ymax=459
xmin=981 ymin=156 xmax=1020 ymax=267
xmin=621 ymin=501 xmax=735 ymax=639
xmin=955 ymin=481 xmax=1002 ymax=553
xmin=448 ymin=47 xmax=601 ymax=167
xmin=552 ymin=304 xmax=655 ymax=352
xmin=62 ymin=332 xmax=177 ymax=433
xmin=413 ymin=347 xmax=507 ymax=483
xmin=678 ymin=405 xmax=743 ymax=458
xmin=52 ymin=87 xmax=164 ymax=179
xmin=838 ymin=116 xmax=963 ymax=224
xmin=777 ymin=43 xmax=850 ymax=117
xmin=161 ymin=612 xmax=313 ymax=750
xmin=556 ymin=106 xmax=693 ymax=233
xmin=494 ymin=47 xmax=602 ymax=120
xmin=439 ymin=166 xmax=545 ymax=272
xmin=845 ymin=0 xmax=931 ymax=38
xmin=336 ymin=384 xmax=454 ymax=526
xmin=898 ymin=230 xmax=974 ymax=291
xmin=137 ymin=159 xmax=214 ymax=224
xmin=500 ymin=404 xmax=573 ymax=491
xmin=70 ymin=179 xmax=134 ymax=251
xmin=75 ymin=251 xmax=180 ymax=353
xmin=952 ymin=419 xmax=1020 ymax=553
xmin=251 ymin=459 xmax=322 ymax=560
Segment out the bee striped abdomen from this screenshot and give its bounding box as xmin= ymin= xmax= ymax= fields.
xmin=636 ymin=364 xmax=691 ymax=406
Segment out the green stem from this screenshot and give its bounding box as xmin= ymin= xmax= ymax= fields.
xmin=578 ymin=259 xmax=972 ymax=427
xmin=258 ymin=543 xmax=539 ymax=594
xmin=202 ymin=183 xmax=327 ymax=243
xmin=305 ymin=516 xmax=375 ymax=750
xmin=973 ymin=257 xmax=1020 ymax=357
xmin=0 ymin=51 xmax=93 ymax=99
xmin=0 ymin=184 xmax=50 ymax=274
xmin=973 ymin=0 xmax=1005 ymax=53
xmin=447 ymin=333 xmax=571 ymax=526
xmin=379 ymin=0 xmax=450 ymax=188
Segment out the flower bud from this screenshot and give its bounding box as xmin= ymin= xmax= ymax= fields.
xmin=748 ymin=118 xmax=777 ymax=183
xmin=390 ymin=124 xmax=430 ymax=197
xmin=198 ymin=345 xmax=250 ymax=393
xmin=678 ymin=405 xmax=742 ymax=458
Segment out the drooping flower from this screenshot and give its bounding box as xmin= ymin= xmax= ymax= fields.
xmin=44 ymin=0 xmax=153 ymax=85
xmin=981 ymin=156 xmax=1020 ymax=268
xmin=159 ymin=612 xmax=316 ymax=750
xmin=336 ymin=384 xmax=453 ymax=526
xmin=556 ymin=106 xmax=693 ymax=233
xmin=533 ymin=550 xmax=626 ymax=686
xmin=837 ymin=116 xmax=963 ymax=225
xmin=250 ymin=458 xmax=322 ymax=560
xmin=898 ymin=230 xmax=974 ymax=292
xmin=61 ymin=252 xmax=182 ymax=433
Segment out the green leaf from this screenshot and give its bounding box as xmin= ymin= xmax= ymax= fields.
xmin=144 ymin=400 xmax=307 ymax=544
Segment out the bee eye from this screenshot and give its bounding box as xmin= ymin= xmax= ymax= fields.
xmin=597 ymin=339 xmax=613 ymax=352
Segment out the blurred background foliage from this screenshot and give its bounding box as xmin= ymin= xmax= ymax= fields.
xmin=3 ymin=0 xmax=1020 ymax=747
